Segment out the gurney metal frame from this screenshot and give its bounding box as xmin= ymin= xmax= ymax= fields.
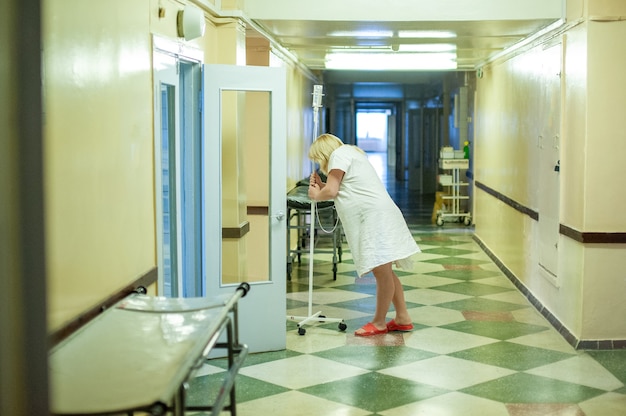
xmin=49 ymin=283 xmax=250 ymax=416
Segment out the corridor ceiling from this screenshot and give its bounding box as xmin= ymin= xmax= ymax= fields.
xmin=237 ymin=0 xmax=563 ymax=83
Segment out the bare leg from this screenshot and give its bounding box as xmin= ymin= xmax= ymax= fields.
xmin=355 ymin=262 xmax=411 ymax=335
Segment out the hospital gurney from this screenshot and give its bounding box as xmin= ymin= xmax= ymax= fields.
xmin=286 ymin=183 xmax=342 ymax=280
xmin=49 ymin=283 xmax=250 ymax=416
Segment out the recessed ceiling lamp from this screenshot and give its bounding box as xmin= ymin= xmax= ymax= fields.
xmin=328 ymin=30 xmax=394 ymax=38
xmin=398 ymin=30 xmax=457 ymax=39
xmin=325 ymin=52 xmax=457 ymax=70
xmin=396 ymin=43 xmax=457 ymax=53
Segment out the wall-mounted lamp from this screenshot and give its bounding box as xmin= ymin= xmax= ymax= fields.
xmin=177 ymin=5 xmax=206 ymax=41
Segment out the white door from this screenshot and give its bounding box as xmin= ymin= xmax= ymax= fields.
xmin=537 ymin=44 xmax=562 ymax=287
xmin=203 ymin=65 xmax=287 ymax=353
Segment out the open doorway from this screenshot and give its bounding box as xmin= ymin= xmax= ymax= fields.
xmin=355 ymin=101 xmax=402 ymax=183
xmin=153 ymin=46 xmax=204 ymax=298
xmin=357 ymin=110 xmax=389 ymax=180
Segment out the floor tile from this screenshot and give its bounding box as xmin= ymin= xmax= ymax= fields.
xmin=345 ymin=331 xmax=408 ymax=347
xmin=402 ymin=288 xmax=471 ymax=306
xmin=398 ymin=273 xmax=459 ymax=288
xmin=437 ymin=297 xmax=530 ymax=313
xmin=379 ymin=392 xmax=509 ymax=416
xmin=476 ymin=275 xmax=516 ymax=288
xmin=312 ymin=345 xmax=436 ymax=371
xmin=525 ymin=354 xmax=624 ymax=391
xmin=285 ymin=327 xmax=351 ymax=354
xmin=587 ymin=349 xmax=626 ymax=384
xmin=287 ymin=303 xmax=368 ymax=325
xmin=579 ymin=392 xmax=626 ymax=416
xmin=403 ymin=327 xmax=498 ymax=354
xmin=187 ymin=373 xmax=289 ymax=406
xmin=441 ymin=320 xmax=549 ymax=340
xmin=426 ymin=268 xmax=502 ymax=281
xmin=286 ymin=287 xmax=369 ymax=305
xmin=423 ymin=257 xmax=491 ymax=267
xmin=233 ymin=390 xmax=372 ymax=416
xmin=432 ymin=281 xmax=514 ymax=297
xmin=481 ymin=290 xmax=535 ymax=306
xmin=323 ymin=297 xmax=419 ymax=316
xmin=449 ymin=341 xmax=574 ymax=371
xmin=421 ymin=246 xmax=477 ymax=256
xmin=460 ymin=372 xmax=606 ymax=403
xmin=409 ymin=305 xmax=466 ymax=327
xmin=462 ymin=310 xmax=515 ymax=322
xmin=379 ymin=355 xmax=516 ymax=390
xmin=238 ymin=354 xmax=369 ymax=389
xmin=508 ymin=330 xmax=576 ymax=354
xmin=299 ymin=372 xmax=449 ymax=413
xmin=505 ymin=403 xmax=584 ymax=416
xmin=511 ymin=307 xmax=555 ymax=327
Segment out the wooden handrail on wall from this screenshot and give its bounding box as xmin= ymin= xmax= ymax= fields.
xmin=49 ymin=267 xmax=158 ymax=347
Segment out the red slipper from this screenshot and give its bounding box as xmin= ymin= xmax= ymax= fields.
xmin=386 ymin=319 xmax=414 ymax=332
xmin=355 ymin=322 xmax=388 ymax=336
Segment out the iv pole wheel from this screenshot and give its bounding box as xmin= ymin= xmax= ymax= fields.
xmin=338 ymin=322 xmax=347 ymax=332
xmin=298 ymin=327 xmax=306 ymax=336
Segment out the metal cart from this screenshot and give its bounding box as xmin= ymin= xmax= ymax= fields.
xmin=436 ymin=157 xmax=472 ymax=226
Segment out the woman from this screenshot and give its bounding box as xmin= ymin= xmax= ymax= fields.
xmin=308 ymin=133 xmax=420 ymax=336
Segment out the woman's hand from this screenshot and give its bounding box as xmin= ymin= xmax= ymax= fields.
xmin=310 ymin=171 xmax=321 ymax=187
xmin=308 ymin=172 xmax=321 ymax=199
xmin=309 ymin=169 xmax=343 ymax=200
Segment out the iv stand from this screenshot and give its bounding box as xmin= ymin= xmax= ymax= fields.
xmin=287 ymin=85 xmax=347 ymax=336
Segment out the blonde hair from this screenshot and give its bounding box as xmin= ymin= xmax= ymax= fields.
xmin=308 ymin=134 xmax=344 ymax=174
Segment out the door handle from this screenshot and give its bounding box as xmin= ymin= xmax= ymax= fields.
xmin=271 ymin=211 xmax=285 ymax=221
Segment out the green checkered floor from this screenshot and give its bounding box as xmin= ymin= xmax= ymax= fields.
xmin=189 ymin=224 xmax=626 ymax=415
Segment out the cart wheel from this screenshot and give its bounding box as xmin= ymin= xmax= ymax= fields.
xmin=464 ymin=216 xmax=472 ymax=226
xmin=436 ymin=216 xmax=444 ymax=226
xmin=338 ymin=247 xmax=343 ymax=262
xmin=333 ymin=264 xmax=337 ymax=280
xmin=338 ymin=322 xmax=347 ymax=332
xmin=319 ymin=315 xmax=326 ymax=322
xmin=287 ymin=263 xmax=292 ymax=280
xmin=298 ymin=327 xmax=306 ymax=336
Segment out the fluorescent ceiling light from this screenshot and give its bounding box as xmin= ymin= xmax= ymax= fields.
xmin=397 ymin=43 xmax=457 ymax=53
xmin=328 ymin=30 xmax=393 ymax=38
xmin=325 ymin=52 xmax=457 ymax=70
xmin=398 ymin=30 xmax=457 ymax=39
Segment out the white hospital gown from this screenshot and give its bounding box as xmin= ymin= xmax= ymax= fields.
xmin=328 ymin=145 xmax=420 ymax=277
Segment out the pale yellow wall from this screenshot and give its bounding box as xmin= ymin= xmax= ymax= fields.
xmin=578 ymin=0 xmax=626 ymax=339
xmin=585 ymin=17 xmax=626 ymax=231
xmin=43 ymin=0 xmax=156 ymax=330
xmin=474 ymin=45 xmax=549 ymax=283
xmin=42 ymin=0 xmax=315 ymax=329
xmin=475 ymin=0 xmax=626 ymax=341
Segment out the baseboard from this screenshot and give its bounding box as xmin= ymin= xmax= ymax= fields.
xmin=472 ymin=235 xmax=626 ymax=350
